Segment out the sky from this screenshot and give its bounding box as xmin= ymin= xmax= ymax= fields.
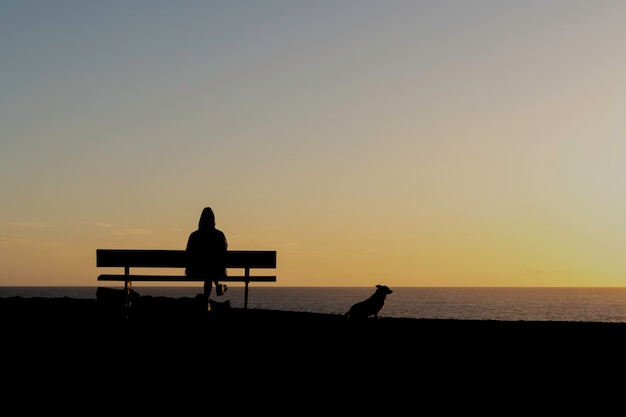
xmin=2 ymin=1 xmax=626 ymax=288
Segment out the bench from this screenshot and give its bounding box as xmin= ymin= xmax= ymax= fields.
xmin=96 ymin=249 xmax=277 ymax=312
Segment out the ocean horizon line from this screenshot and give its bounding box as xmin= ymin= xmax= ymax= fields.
xmin=4 ymin=285 xmax=626 ymax=289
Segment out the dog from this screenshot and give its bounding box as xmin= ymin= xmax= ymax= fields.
xmin=345 ymin=285 xmax=393 ymax=319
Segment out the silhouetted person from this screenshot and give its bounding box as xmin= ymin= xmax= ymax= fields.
xmin=186 ymin=207 xmax=228 ymax=310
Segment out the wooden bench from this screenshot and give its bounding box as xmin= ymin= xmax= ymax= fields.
xmin=96 ymin=249 xmax=277 ymax=311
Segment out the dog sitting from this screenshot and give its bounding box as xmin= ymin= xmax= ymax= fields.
xmin=345 ymin=285 xmax=393 ymax=319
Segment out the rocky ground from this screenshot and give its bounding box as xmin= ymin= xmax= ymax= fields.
xmin=2 ymin=293 xmax=624 ymax=412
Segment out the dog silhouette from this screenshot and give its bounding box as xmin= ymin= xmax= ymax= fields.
xmin=346 ymin=285 xmax=393 ymax=319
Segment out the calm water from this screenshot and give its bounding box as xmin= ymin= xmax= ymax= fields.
xmin=2 ymin=286 xmax=626 ymax=323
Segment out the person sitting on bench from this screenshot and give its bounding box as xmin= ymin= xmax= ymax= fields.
xmin=185 ymin=207 xmax=228 ymax=310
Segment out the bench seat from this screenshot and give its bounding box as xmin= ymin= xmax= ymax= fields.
xmin=97 ymin=274 xmax=277 ymax=282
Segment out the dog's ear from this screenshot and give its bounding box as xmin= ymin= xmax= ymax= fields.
xmin=376 ymin=284 xmax=382 ymax=289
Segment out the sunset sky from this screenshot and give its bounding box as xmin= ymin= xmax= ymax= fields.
xmin=2 ymin=1 xmax=626 ymax=288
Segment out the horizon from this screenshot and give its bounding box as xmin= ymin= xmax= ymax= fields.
xmin=3 ymin=284 xmax=626 ymax=289
xmin=3 ymin=2 xmax=626 ymax=288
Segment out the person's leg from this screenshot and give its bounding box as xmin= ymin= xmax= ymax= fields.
xmin=204 ymin=280 xmax=213 ymax=298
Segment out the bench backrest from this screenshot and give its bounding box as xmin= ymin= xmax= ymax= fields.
xmin=96 ymin=249 xmax=276 ymax=269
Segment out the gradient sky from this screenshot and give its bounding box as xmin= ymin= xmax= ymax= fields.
xmin=2 ymin=1 xmax=626 ymax=288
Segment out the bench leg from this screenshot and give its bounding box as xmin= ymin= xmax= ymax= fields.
xmin=244 ymin=267 xmax=250 ymax=309
xmin=124 ymin=280 xmax=132 ymax=317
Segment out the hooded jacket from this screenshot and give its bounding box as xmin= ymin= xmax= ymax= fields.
xmin=185 ymin=207 xmax=228 ymax=279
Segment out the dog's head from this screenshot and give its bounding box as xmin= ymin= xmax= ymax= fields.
xmin=375 ymin=284 xmax=393 ymax=295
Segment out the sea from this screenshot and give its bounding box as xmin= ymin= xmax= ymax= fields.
xmin=2 ymin=286 xmax=626 ymax=323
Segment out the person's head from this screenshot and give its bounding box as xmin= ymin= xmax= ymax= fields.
xmin=199 ymin=207 xmax=215 ymax=229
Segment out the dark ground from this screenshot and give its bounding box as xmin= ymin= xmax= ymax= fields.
xmin=2 ymin=292 xmax=625 ymax=412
